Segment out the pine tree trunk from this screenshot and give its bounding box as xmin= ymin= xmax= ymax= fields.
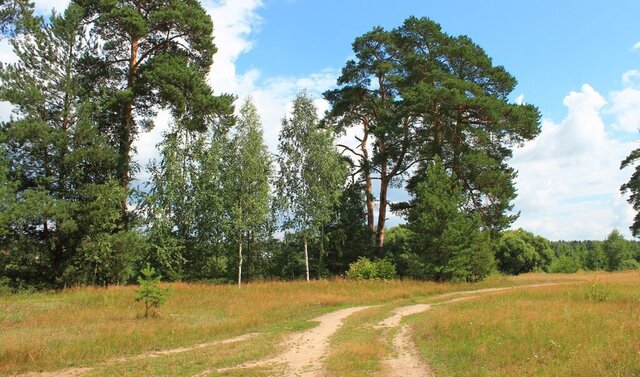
xmin=376 ymin=140 xmax=389 ymax=249
xmin=119 ymin=37 xmax=139 ymax=224
xmin=361 ymin=119 xmax=375 ymax=244
xmin=304 ymin=237 xmax=309 ymax=281
xmin=376 ymin=177 xmax=388 ymax=249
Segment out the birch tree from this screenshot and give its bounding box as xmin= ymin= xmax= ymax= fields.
xmin=226 ymin=99 xmax=271 ymax=285
xmin=276 ymin=92 xmax=347 ymax=280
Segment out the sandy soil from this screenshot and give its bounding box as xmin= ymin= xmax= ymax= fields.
xmin=215 ymin=305 xmax=374 ymax=376
xmin=13 ymin=333 xmax=258 ymax=377
xmin=376 ymin=304 xmax=434 ymax=377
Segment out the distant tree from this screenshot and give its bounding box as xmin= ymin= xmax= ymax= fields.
xmin=496 ymin=229 xmax=556 ymax=275
xmin=583 ymin=243 xmax=606 ymax=271
xmin=0 ymin=149 xmax=15 ymax=241
xmin=226 ymin=99 xmax=272 ymax=285
xmin=324 ymin=17 xmax=540 ymax=248
xmin=603 ymin=229 xmax=632 ymax=271
xmin=528 ymin=233 xmax=556 ymax=271
xmin=549 ymin=254 xmax=582 ymax=273
xmin=496 ymin=230 xmax=538 ymax=275
xmin=276 ymin=92 xmax=347 ymax=281
xmin=383 ymin=226 xmax=413 ymax=276
xmin=405 ymin=159 xmax=494 ymax=282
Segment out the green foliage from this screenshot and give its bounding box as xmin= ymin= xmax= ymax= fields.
xmin=76 ymin=230 xmax=144 ymax=286
xmin=323 ymin=182 xmax=375 ymax=275
xmin=325 ymin=17 xmax=541 ymax=247
xmin=276 ymin=91 xmax=348 ymax=279
xmin=603 ymin=229 xmax=633 ymax=271
xmin=496 ymin=229 xmax=556 ymax=275
xmin=621 ymin=146 xmax=640 ymax=238
xmin=0 ymin=7 xmax=131 ymax=288
xmin=226 ymin=98 xmax=272 ymax=285
xmin=404 ymin=159 xmax=495 ymax=282
xmin=76 ymin=0 xmax=229 ymax=189
xmin=0 ymin=0 xmax=35 ymax=38
xmin=383 ymin=226 xmax=413 ymax=276
xmin=549 ymin=255 xmax=582 ymax=273
xmin=135 ymin=264 xmax=170 ymax=318
xmin=345 ymin=257 xmax=396 ymax=280
xmin=620 ymin=258 xmax=640 ymax=270
xmin=142 ymin=125 xmax=231 ymax=282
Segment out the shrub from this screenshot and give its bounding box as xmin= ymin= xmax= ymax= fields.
xmin=620 ymin=258 xmax=640 ymax=270
xmin=549 ymin=255 xmax=582 ymax=273
xmin=135 ymin=264 xmax=171 ymax=318
xmin=585 ymin=280 xmax=610 ymax=302
xmin=345 ymin=257 xmax=396 ymax=280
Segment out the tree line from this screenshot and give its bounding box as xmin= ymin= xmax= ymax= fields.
xmin=0 ymin=0 xmax=637 ymax=290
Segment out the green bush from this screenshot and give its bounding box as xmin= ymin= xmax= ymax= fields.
xmin=585 ymin=280 xmax=610 ymax=302
xmin=345 ymin=257 xmax=396 ymax=280
xmin=620 ymin=258 xmax=640 ymax=270
xmin=549 ymin=255 xmax=582 ymax=273
xmin=135 ymin=264 xmax=171 ymax=318
xmin=0 ymin=277 xmax=12 ymax=295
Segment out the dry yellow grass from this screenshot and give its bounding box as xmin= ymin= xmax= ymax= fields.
xmin=413 ymin=271 xmax=640 ymax=377
xmin=0 ymin=272 xmax=615 ymax=376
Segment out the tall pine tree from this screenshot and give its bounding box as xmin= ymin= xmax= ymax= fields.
xmin=76 ymin=0 xmax=232 ymax=222
xmin=0 ymin=4 xmax=136 ymax=287
xmin=325 ymin=17 xmax=540 ymax=248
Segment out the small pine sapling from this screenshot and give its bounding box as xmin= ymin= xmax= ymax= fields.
xmin=135 ymin=264 xmax=170 ymax=318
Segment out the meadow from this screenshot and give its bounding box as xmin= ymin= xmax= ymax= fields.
xmin=1 ymin=271 xmax=638 ymax=376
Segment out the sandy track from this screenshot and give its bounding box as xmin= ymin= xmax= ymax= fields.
xmin=13 ymin=333 xmax=258 ymax=377
xmin=214 ymin=306 xmax=374 ymax=376
xmin=376 ymin=304 xmax=434 ymax=377
xmin=376 ymin=283 xmax=564 ymax=377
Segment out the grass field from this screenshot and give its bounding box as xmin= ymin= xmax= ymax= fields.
xmin=0 ymin=271 xmax=637 ymax=376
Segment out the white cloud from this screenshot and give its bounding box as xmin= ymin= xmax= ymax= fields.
xmin=515 ymin=93 xmax=525 ymax=105
xmin=200 ymin=0 xmax=339 ymax=152
xmin=33 ymin=0 xmax=69 ymax=15
xmin=511 ymin=84 xmax=636 ymax=240
xmin=134 ymin=0 xmax=339 ymax=173
xmin=633 ymin=41 xmax=640 ymax=50
xmin=607 ymin=70 xmax=640 ymax=133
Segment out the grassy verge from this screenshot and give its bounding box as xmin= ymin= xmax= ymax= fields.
xmin=0 ymin=272 xmax=595 ymax=376
xmin=413 ymin=271 xmax=640 ymax=377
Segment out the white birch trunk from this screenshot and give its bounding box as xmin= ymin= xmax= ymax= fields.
xmin=304 ymin=238 xmax=310 ymax=281
xmin=238 ymin=233 xmax=243 ymax=286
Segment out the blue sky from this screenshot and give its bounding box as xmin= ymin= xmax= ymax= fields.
xmin=3 ymin=0 xmax=640 ymax=241
xmin=239 ymin=1 xmax=640 ymax=121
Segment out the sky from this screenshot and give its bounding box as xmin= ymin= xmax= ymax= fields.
xmin=2 ymin=0 xmax=640 ymax=241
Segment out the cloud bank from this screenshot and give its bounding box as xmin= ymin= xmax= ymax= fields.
xmin=510 ymin=80 xmax=638 ymax=240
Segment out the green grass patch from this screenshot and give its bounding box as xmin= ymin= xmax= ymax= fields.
xmin=414 ymin=272 xmax=640 ymax=377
